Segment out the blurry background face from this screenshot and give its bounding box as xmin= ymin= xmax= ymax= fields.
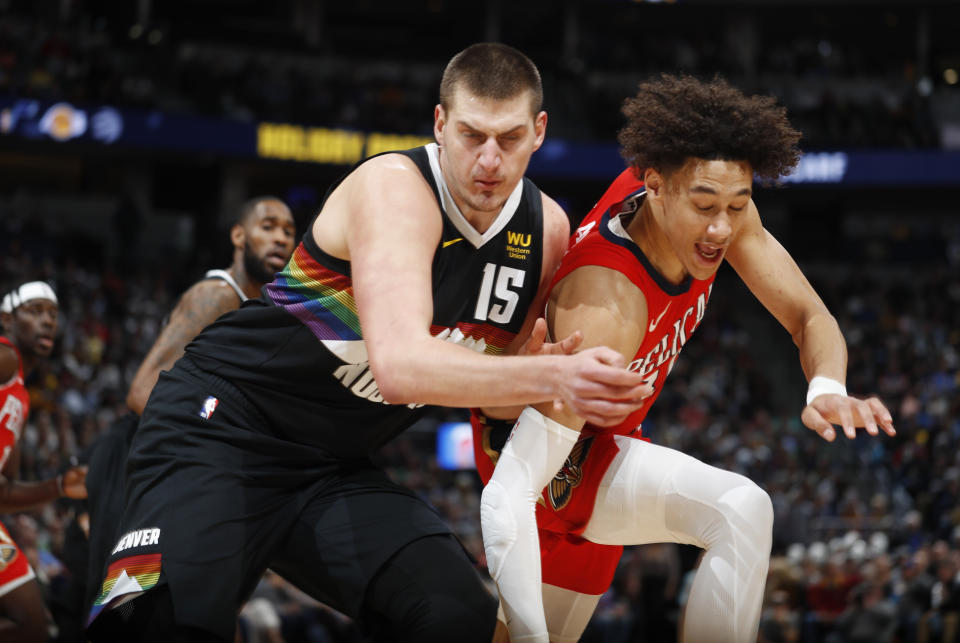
xmin=9 ymin=299 xmax=59 ymax=358
xmin=240 ymin=200 xmax=296 ymax=284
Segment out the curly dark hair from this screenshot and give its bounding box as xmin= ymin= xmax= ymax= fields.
xmin=618 ymin=74 xmax=801 ymax=180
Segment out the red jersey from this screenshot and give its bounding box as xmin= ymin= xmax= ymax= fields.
xmin=0 ymin=336 xmax=28 ymax=471
xmin=552 ymin=167 xmax=716 ymax=440
xmin=472 ymin=169 xmax=720 ymax=594
xmin=0 ymin=335 xmax=36 ymax=598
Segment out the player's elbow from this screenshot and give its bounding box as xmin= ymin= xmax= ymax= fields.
xmin=790 ymin=308 xmax=840 ymax=350
xmin=366 ymin=351 xmax=419 ymax=405
xmin=125 ymin=387 xmax=146 ymax=416
xmin=372 ymin=377 xmax=410 ymax=405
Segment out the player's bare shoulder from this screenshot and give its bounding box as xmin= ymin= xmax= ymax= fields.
xmin=550 ymin=264 xmax=649 ymax=358
xmin=172 ymin=278 xmax=243 ymax=327
xmin=726 ymin=197 xmax=772 ymax=270
xmin=314 ymin=152 xmax=438 ymax=261
xmin=334 ymin=153 xmax=429 ymax=207
xmin=0 ymin=343 xmax=18 ymax=383
xmin=538 ymin=191 xmax=572 ymax=277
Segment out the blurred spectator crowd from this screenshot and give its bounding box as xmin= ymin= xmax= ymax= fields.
xmin=0 ymin=1 xmax=957 ymax=148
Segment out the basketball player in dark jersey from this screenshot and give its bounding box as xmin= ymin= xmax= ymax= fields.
xmin=87 ymin=43 xmax=651 ymax=643
xmin=81 ymin=197 xmax=295 ymax=622
xmin=479 ymin=75 xmax=896 ymax=642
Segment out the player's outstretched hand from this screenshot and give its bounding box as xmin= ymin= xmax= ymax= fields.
xmin=517 ymin=318 xmax=583 ymax=357
xmin=60 ymin=465 xmax=88 ymax=499
xmin=801 ymin=394 xmax=896 ymax=442
xmin=553 ymin=346 xmax=653 ymax=427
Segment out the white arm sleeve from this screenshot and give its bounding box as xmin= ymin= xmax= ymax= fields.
xmin=480 ymin=406 xmax=580 ymax=642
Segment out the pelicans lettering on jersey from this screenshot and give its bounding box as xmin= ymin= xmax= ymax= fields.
xmin=551 ymin=168 xmax=715 ymax=442
xmin=474 ymin=167 xmax=718 ymax=595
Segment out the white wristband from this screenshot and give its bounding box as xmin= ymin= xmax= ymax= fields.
xmin=806 ymin=376 xmax=847 ymax=406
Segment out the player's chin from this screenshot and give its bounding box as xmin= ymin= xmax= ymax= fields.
xmin=470 ymin=192 xmax=507 ymax=212
xmin=33 ymin=341 xmax=55 ymax=356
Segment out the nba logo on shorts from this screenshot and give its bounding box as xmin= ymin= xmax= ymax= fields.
xmin=199 ymin=396 xmax=219 ymax=419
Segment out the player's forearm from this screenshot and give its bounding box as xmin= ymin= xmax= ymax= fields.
xmin=125 ymin=347 xmax=184 ymax=414
xmin=0 ymin=477 xmax=61 ymax=512
xmin=793 ymin=310 xmax=847 ymax=383
xmin=371 ymin=338 xmax=563 ymax=408
xmin=125 ymin=370 xmax=158 ymax=415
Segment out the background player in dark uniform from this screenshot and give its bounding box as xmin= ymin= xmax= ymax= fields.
xmin=124 ymin=196 xmax=297 ymax=416
xmin=82 ymin=196 xmax=296 ymax=618
xmin=478 ymin=75 xmax=897 ymax=642
xmin=0 ymin=282 xmax=87 ymax=642
xmin=87 ymin=43 xmax=651 ymax=643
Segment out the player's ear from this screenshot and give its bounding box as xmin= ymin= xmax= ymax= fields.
xmin=644 ymin=168 xmax=663 ymax=201
xmin=433 ymin=104 xmax=446 ymax=147
xmin=532 ymin=111 xmax=547 ymax=152
xmin=230 ymin=223 xmax=246 ymax=250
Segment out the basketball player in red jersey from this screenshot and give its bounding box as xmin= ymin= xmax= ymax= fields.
xmin=0 ymin=282 xmax=87 ymax=642
xmin=476 ymin=75 xmax=896 ymax=642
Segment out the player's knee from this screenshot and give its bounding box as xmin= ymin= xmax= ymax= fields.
xmin=374 ymin=574 xmax=497 ymax=643
xmin=366 ymin=535 xmax=498 ymax=643
xmin=4 ymin=618 xmax=46 ymax=643
xmin=410 ymin=593 xmax=497 ymax=643
xmin=480 ymin=480 xmax=517 ymax=579
xmin=0 ymin=586 xmax=50 ymax=643
xmin=724 ymin=481 xmax=774 ymax=546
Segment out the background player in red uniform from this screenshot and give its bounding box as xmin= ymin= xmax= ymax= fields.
xmin=477 ymin=75 xmax=897 ymax=642
xmin=0 ymin=282 xmax=87 ymax=642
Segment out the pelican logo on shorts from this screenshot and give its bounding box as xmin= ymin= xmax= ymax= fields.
xmin=199 ymin=396 xmax=219 ymax=419
xmin=0 ymin=543 xmax=17 ymax=571
xmin=547 ymin=436 xmax=594 ymax=511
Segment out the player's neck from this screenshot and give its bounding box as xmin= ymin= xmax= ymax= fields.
xmin=17 ymin=347 xmax=37 ymax=377
xmin=227 ymin=265 xmax=264 ymax=299
xmin=457 ymin=201 xmax=499 ymax=235
xmin=628 ymin=200 xmax=688 ymax=285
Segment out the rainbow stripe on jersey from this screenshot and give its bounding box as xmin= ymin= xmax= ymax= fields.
xmin=429 ymin=322 xmax=513 ymax=356
xmin=267 ymin=244 xmax=517 ymax=356
xmin=265 ymin=244 xmax=361 ymax=342
xmin=88 ymin=553 xmax=161 ymax=623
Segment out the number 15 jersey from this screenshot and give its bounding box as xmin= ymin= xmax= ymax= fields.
xmin=185 ymin=144 xmax=543 ymax=458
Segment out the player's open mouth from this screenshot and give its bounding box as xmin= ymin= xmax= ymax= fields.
xmin=695 ymin=243 xmax=723 ymax=262
xmin=475 ymin=179 xmax=500 ymax=190
xmin=36 ymin=336 xmax=54 ymax=350
xmin=266 ymin=253 xmax=288 ymax=268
